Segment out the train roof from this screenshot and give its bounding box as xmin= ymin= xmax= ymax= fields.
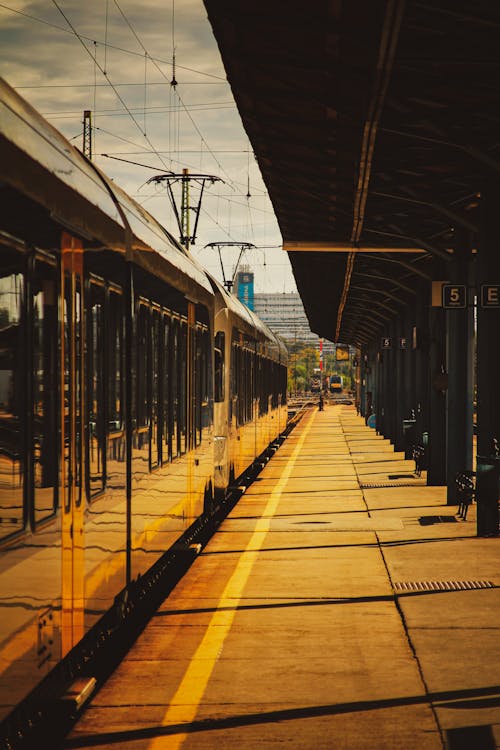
xmin=207 ymin=273 xmax=288 ymax=363
xmin=0 ymin=77 xmax=213 ymax=302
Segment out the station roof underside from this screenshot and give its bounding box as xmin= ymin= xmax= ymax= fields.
xmin=203 ymin=1 xmax=500 ymax=346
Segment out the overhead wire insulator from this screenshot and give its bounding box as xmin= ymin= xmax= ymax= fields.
xmin=82 ymin=110 xmax=92 ymax=160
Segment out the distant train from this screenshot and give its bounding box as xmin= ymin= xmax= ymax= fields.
xmin=310 ymin=367 xmax=322 ymax=393
xmin=0 ymin=78 xmax=287 ymax=742
xmin=329 ymin=374 xmax=343 ymax=394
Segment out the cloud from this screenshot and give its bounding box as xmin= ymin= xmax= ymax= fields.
xmin=0 ymin=0 xmax=295 ymax=292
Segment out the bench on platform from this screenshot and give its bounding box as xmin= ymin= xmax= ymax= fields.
xmin=455 ymin=470 xmax=476 ymax=520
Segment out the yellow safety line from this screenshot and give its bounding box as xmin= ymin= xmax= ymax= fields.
xmin=149 ymin=411 xmax=316 ymax=749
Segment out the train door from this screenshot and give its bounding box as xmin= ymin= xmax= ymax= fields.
xmin=60 ymin=233 xmax=85 ymax=656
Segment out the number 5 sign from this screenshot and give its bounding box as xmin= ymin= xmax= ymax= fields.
xmin=442 ymin=284 xmax=466 ymax=308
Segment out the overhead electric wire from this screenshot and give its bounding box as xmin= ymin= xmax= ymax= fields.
xmin=98 ymin=147 xmax=269 ymax=201
xmin=105 ymin=0 xmax=237 ymax=191
xmin=0 ymin=2 xmax=227 ymax=81
xmin=50 ymin=0 xmax=172 ymax=172
xmin=17 ymin=81 xmax=227 ymax=89
xmin=5 ymin=0 xmax=254 ymax=196
xmin=44 ymin=103 xmax=235 ymax=118
xmin=6 ymin=1 xmax=280 ymax=262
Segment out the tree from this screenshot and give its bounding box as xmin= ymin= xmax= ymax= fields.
xmin=287 ymin=345 xmax=319 ymax=393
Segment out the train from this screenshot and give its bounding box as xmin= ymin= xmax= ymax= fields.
xmin=0 ymin=77 xmax=288 ymax=741
xmin=310 ymin=367 xmax=322 ymax=392
xmin=329 ymin=374 xmax=343 ymax=394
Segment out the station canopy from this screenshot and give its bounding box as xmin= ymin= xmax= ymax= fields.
xmin=203 ymin=1 xmax=500 ymax=346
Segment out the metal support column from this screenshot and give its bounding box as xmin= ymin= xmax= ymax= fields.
xmin=400 ymin=307 xmax=416 ymax=457
xmin=405 ymin=306 xmax=416 ymax=416
xmin=359 ymin=353 xmax=367 ymax=417
xmin=387 ymin=319 xmax=397 ymax=444
xmin=428 ymin=272 xmax=447 ymax=485
xmin=476 ymin=185 xmax=500 ymax=536
xmin=375 ymin=347 xmax=385 ymax=436
xmin=445 ymin=232 xmax=473 ymax=503
xmin=414 ymin=282 xmax=429 ymax=451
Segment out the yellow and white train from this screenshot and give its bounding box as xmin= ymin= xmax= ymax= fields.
xmin=0 ymin=78 xmax=287 ymax=746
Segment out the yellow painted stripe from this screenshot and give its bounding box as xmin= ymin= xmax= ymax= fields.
xmin=149 ymin=411 xmax=315 ymax=749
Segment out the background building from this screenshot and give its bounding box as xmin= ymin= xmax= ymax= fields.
xmin=252 ymin=290 xmax=334 ymax=353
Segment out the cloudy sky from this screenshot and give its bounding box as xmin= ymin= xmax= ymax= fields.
xmin=0 ymin=0 xmax=297 ymax=292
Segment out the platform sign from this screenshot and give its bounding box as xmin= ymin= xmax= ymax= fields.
xmin=442 ymin=284 xmax=466 ymax=308
xmin=399 ymin=337 xmax=408 ymax=349
xmin=336 ymin=345 xmax=349 ymax=361
xmin=381 ymin=336 xmax=392 ymax=349
xmin=481 ymin=284 xmax=500 ymax=308
xmin=236 ymin=272 xmax=254 ymax=311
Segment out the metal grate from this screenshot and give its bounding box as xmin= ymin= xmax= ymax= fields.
xmin=388 ymin=474 xmax=416 ymax=480
xmin=360 ymin=482 xmax=419 ymax=489
xmin=394 ymin=580 xmax=494 ymax=593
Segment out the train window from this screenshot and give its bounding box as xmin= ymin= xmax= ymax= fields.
xmin=258 ymin=355 xmax=265 ymax=416
xmin=237 ymin=346 xmax=243 ymax=425
xmin=88 ymin=282 xmax=105 ymax=497
xmin=61 ymin=271 xmax=84 ymax=510
xmin=162 ymin=313 xmax=170 ymax=462
xmin=150 ymin=309 xmax=161 ymax=468
xmin=214 ymin=331 xmax=225 ymax=403
xmin=245 ymin=349 xmax=252 ymax=423
xmin=201 ymin=327 xmax=211 ymax=432
xmin=75 ymin=284 xmax=83 ymax=506
xmin=107 ymin=289 xmax=125 ymax=469
xmin=0 ymin=249 xmax=24 ymax=538
xmin=107 ymin=290 xmax=124 ymax=431
xmin=170 ymin=317 xmax=179 ymax=458
xmin=232 ymin=342 xmax=244 ymax=426
xmin=194 ymin=327 xmax=202 ymax=447
xmin=264 ymin=359 xmax=270 ymax=414
xmin=229 ymin=343 xmax=235 ymax=422
xmin=179 ymin=319 xmax=187 ymax=454
xmin=33 ymin=257 xmax=58 ymax=526
xmin=193 ymin=325 xmax=210 ymax=445
xmin=135 ymin=302 xmax=150 ymax=469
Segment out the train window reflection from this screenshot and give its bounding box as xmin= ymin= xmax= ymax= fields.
xmin=179 ymin=320 xmax=187 ymax=454
xmin=195 ymin=327 xmax=202 ymax=447
xmin=33 ymin=258 xmax=57 ymax=525
xmin=151 ymin=309 xmax=160 ymax=468
xmin=214 ymin=332 xmax=225 ymax=403
xmin=0 ymin=251 xmax=24 ymax=538
xmin=134 ymin=303 xmax=150 ymax=468
xmin=162 ymin=314 xmax=170 ymax=462
xmin=108 ymin=290 xmax=124 ymax=431
xmin=107 ymin=289 xmax=125 ymax=469
xmin=88 ymin=282 xmax=105 ymax=497
xmin=170 ymin=318 xmax=179 ymax=458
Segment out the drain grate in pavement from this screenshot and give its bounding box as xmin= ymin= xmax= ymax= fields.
xmin=360 ymin=482 xmax=418 ymax=489
xmin=394 ymin=580 xmax=494 ymax=593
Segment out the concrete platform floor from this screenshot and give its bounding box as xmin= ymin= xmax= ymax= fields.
xmin=65 ymin=406 xmax=500 ymax=750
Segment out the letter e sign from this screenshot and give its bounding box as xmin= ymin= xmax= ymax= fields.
xmin=481 ymin=285 xmax=500 ymax=308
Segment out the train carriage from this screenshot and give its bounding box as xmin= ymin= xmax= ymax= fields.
xmin=210 ymin=277 xmax=287 ymax=496
xmin=0 ymin=77 xmax=287 ymax=743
